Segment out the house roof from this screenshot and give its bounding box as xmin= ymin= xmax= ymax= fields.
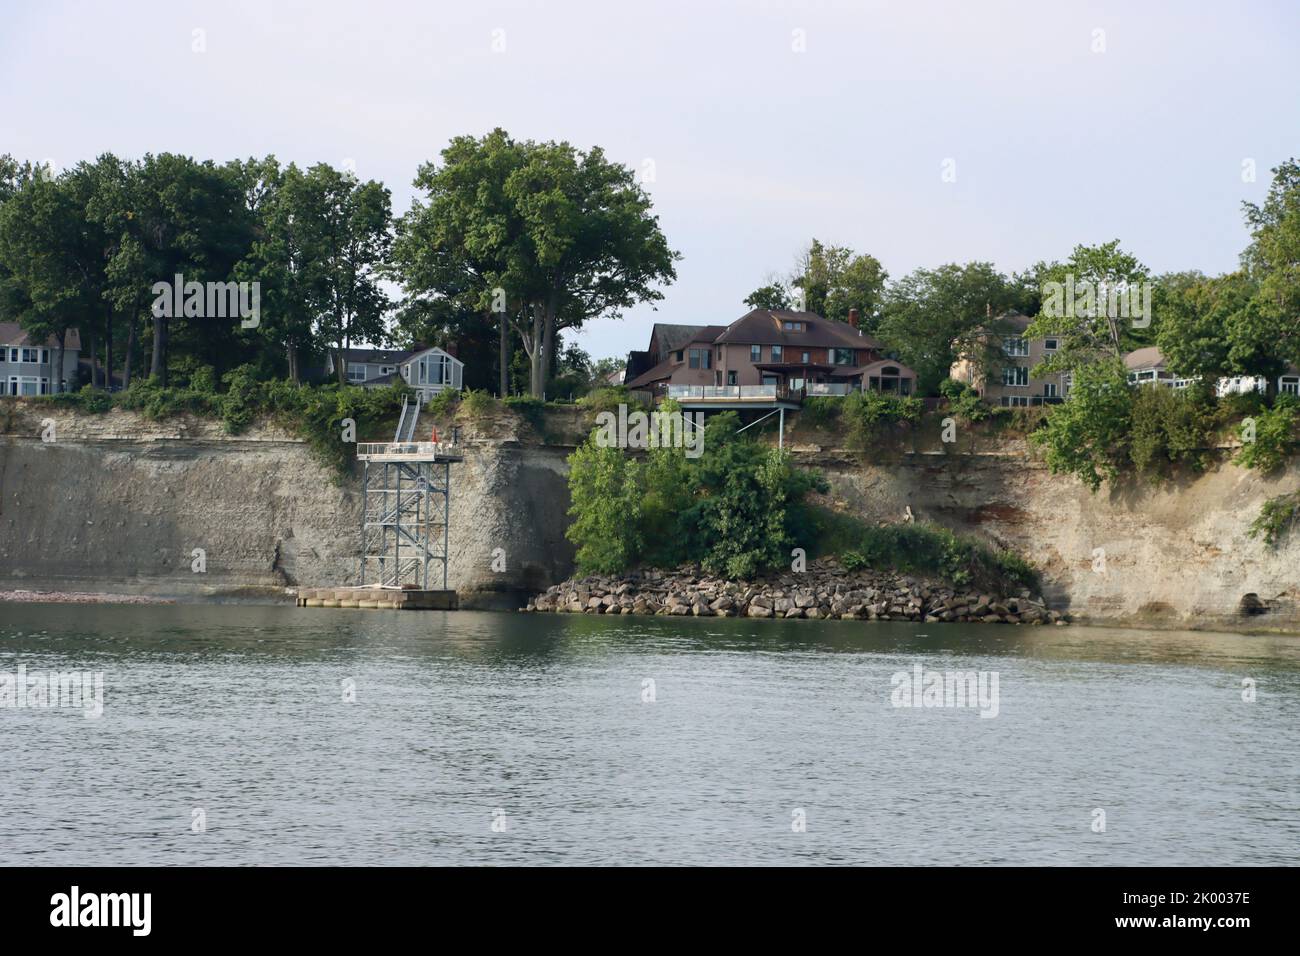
xmin=361 ymin=371 xmax=402 ymax=386
xmin=405 ymin=345 xmax=463 ymax=366
xmin=625 ymin=357 xmax=677 ymax=390
xmin=341 ymin=346 xmax=411 ymax=365
xmin=650 ymin=323 xmax=712 ymax=357
xmin=0 ymin=322 xmax=83 ymax=350
xmin=713 ymin=309 xmax=882 ymax=350
xmin=1124 ymin=346 xmax=1167 ymax=371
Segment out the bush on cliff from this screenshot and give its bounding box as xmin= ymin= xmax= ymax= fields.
xmin=566 ymin=410 xmax=826 ymax=578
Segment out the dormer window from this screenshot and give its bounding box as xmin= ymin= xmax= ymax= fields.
xmin=782 ymin=320 xmax=804 ymax=331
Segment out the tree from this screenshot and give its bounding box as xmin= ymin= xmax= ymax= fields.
xmin=504 ymin=138 xmax=679 ymax=397
xmin=877 ymin=262 xmax=1018 ymax=394
xmin=1028 ymin=359 xmax=1133 ymax=491
xmin=1239 ymin=158 xmax=1300 ymax=381
xmin=0 ymin=163 xmax=113 ymax=392
xmin=743 ymin=281 xmax=792 ymax=311
xmin=1155 ymin=271 xmax=1250 ymax=385
xmin=1023 ymin=240 xmax=1153 ymax=375
xmin=393 ymin=129 xmax=529 ymax=397
xmin=282 ymin=164 xmax=392 ymax=384
xmin=748 ymin=240 xmax=888 ymax=330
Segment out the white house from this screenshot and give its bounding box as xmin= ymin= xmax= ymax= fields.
xmin=1125 ymin=347 xmax=1300 ymax=397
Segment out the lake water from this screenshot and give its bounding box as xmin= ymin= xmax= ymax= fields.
xmin=2 ymin=603 xmax=1297 ymax=866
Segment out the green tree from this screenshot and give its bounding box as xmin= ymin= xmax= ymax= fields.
xmin=1241 ymin=158 xmax=1300 ymax=376
xmin=743 ymin=281 xmax=792 ymax=311
xmin=877 ymin=262 xmax=1017 ymax=394
xmin=1024 ymin=240 xmax=1152 ymax=375
xmin=1029 ymin=359 xmax=1133 ymax=491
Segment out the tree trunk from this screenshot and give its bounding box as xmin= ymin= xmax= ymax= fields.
xmin=529 ymin=303 xmax=546 ymax=398
xmin=55 ymin=329 xmax=66 ymax=395
xmin=123 ymin=314 xmax=137 ymax=388
xmin=287 ymin=343 xmax=300 ymax=385
xmin=498 ymin=309 xmax=509 ymax=397
xmin=104 ymin=312 xmax=114 ymax=392
xmin=336 ymin=344 xmax=347 ymax=385
xmin=87 ymin=326 xmax=99 ymax=389
xmin=150 ymin=313 xmax=167 ymax=385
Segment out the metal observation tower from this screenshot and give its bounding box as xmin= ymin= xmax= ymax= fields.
xmin=356 ymin=393 xmax=462 ymax=591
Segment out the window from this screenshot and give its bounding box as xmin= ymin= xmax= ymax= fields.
xmin=727 ymin=371 xmax=737 ymax=385
xmin=688 ymin=348 xmax=711 ymax=370
xmin=771 ymin=345 xmax=783 ymax=361
xmin=347 ymin=363 xmax=367 ymax=382
xmin=1281 ymin=376 xmax=1300 ymax=396
xmin=675 ymin=350 xmax=684 ymax=362
xmin=7 ymin=348 xmax=17 ymax=362
xmin=1043 ymin=339 xmax=1058 ymax=352
xmin=1002 ymin=366 xmax=1029 ymax=387
xmin=40 ymin=348 xmax=49 ymax=364
xmin=716 ymin=347 xmax=722 ymax=362
xmin=1043 ymin=382 xmax=1058 ymax=398
xmin=750 ymin=345 xmax=761 ymax=363
xmin=833 ymin=348 xmax=854 ymax=366
xmin=801 ymin=351 xmax=810 ymax=364
xmin=21 ymin=348 xmax=39 ymax=364
xmin=1001 ymin=396 xmax=1030 ymax=407
xmin=782 ymin=320 xmax=803 ymax=331
xmin=1003 ymin=337 xmax=1029 ymax=357
xmin=380 ymin=366 xmax=395 ymax=375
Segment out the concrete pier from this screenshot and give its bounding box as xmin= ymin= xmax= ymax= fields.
xmin=296 ymin=587 xmax=458 ymax=610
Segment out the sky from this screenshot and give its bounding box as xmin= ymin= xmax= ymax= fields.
xmin=2 ymin=0 xmax=1298 ymax=361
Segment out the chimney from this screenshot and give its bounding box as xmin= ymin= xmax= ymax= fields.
xmin=848 ymin=308 xmax=860 ymax=328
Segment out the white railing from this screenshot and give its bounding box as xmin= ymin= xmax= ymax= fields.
xmin=357 ymin=441 xmax=458 ymax=459
xmin=804 ymin=383 xmax=853 ymax=396
xmin=667 ymin=385 xmax=779 ymax=399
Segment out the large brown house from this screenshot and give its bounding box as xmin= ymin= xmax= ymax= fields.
xmin=625 ymin=308 xmax=917 ymax=399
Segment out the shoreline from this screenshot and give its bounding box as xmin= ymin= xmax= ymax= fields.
xmin=525 ymin=560 xmax=1067 ymax=625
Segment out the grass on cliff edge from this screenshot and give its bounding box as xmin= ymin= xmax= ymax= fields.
xmin=804 ymin=506 xmax=1040 ymax=595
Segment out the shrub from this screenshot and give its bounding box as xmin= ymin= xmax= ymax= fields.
xmin=565 ymin=410 xmax=827 ymax=578
xmin=1233 ymin=398 xmax=1298 ymax=473
xmin=1249 ymin=491 xmax=1300 ymax=546
xmin=800 ymin=396 xmax=842 ymax=430
xmin=459 ymin=389 xmax=497 ymax=419
xmin=423 ymin=387 xmax=459 ymax=418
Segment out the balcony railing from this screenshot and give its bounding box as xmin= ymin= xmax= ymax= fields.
xmin=667 ymin=384 xmax=785 ymax=400
xmin=356 ymin=441 xmax=461 ymax=460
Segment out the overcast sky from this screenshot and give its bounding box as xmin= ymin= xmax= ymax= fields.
xmin=2 ymin=0 xmax=1297 ymax=360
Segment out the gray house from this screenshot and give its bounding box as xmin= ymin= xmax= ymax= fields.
xmin=326 ymin=345 xmax=464 ymax=401
xmin=0 ymin=322 xmax=81 ymax=396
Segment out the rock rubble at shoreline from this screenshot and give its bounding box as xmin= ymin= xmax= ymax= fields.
xmin=524 ymin=559 xmax=1068 ymax=625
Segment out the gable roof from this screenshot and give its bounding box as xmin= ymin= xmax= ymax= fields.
xmin=649 ymin=323 xmax=711 ymax=357
xmin=1124 ymin=346 xmax=1166 ymax=371
xmin=0 ymin=322 xmax=83 ymax=350
xmin=341 ymin=346 xmax=411 ymax=366
xmin=625 ymin=356 xmax=677 ymax=390
xmin=713 ymin=309 xmax=882 ymax=350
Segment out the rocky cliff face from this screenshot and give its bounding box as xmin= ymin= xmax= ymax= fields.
xmin=0 ymin=404 xmax=574 ymax=607
xmin=805 ymin=439 xmax=1300 ymax=631
xmin=1 ymin=403 xmax=1297 ymax=630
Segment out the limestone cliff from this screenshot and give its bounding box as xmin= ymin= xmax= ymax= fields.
xmin=1 ymin=403 xmax=1296 ymax=629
